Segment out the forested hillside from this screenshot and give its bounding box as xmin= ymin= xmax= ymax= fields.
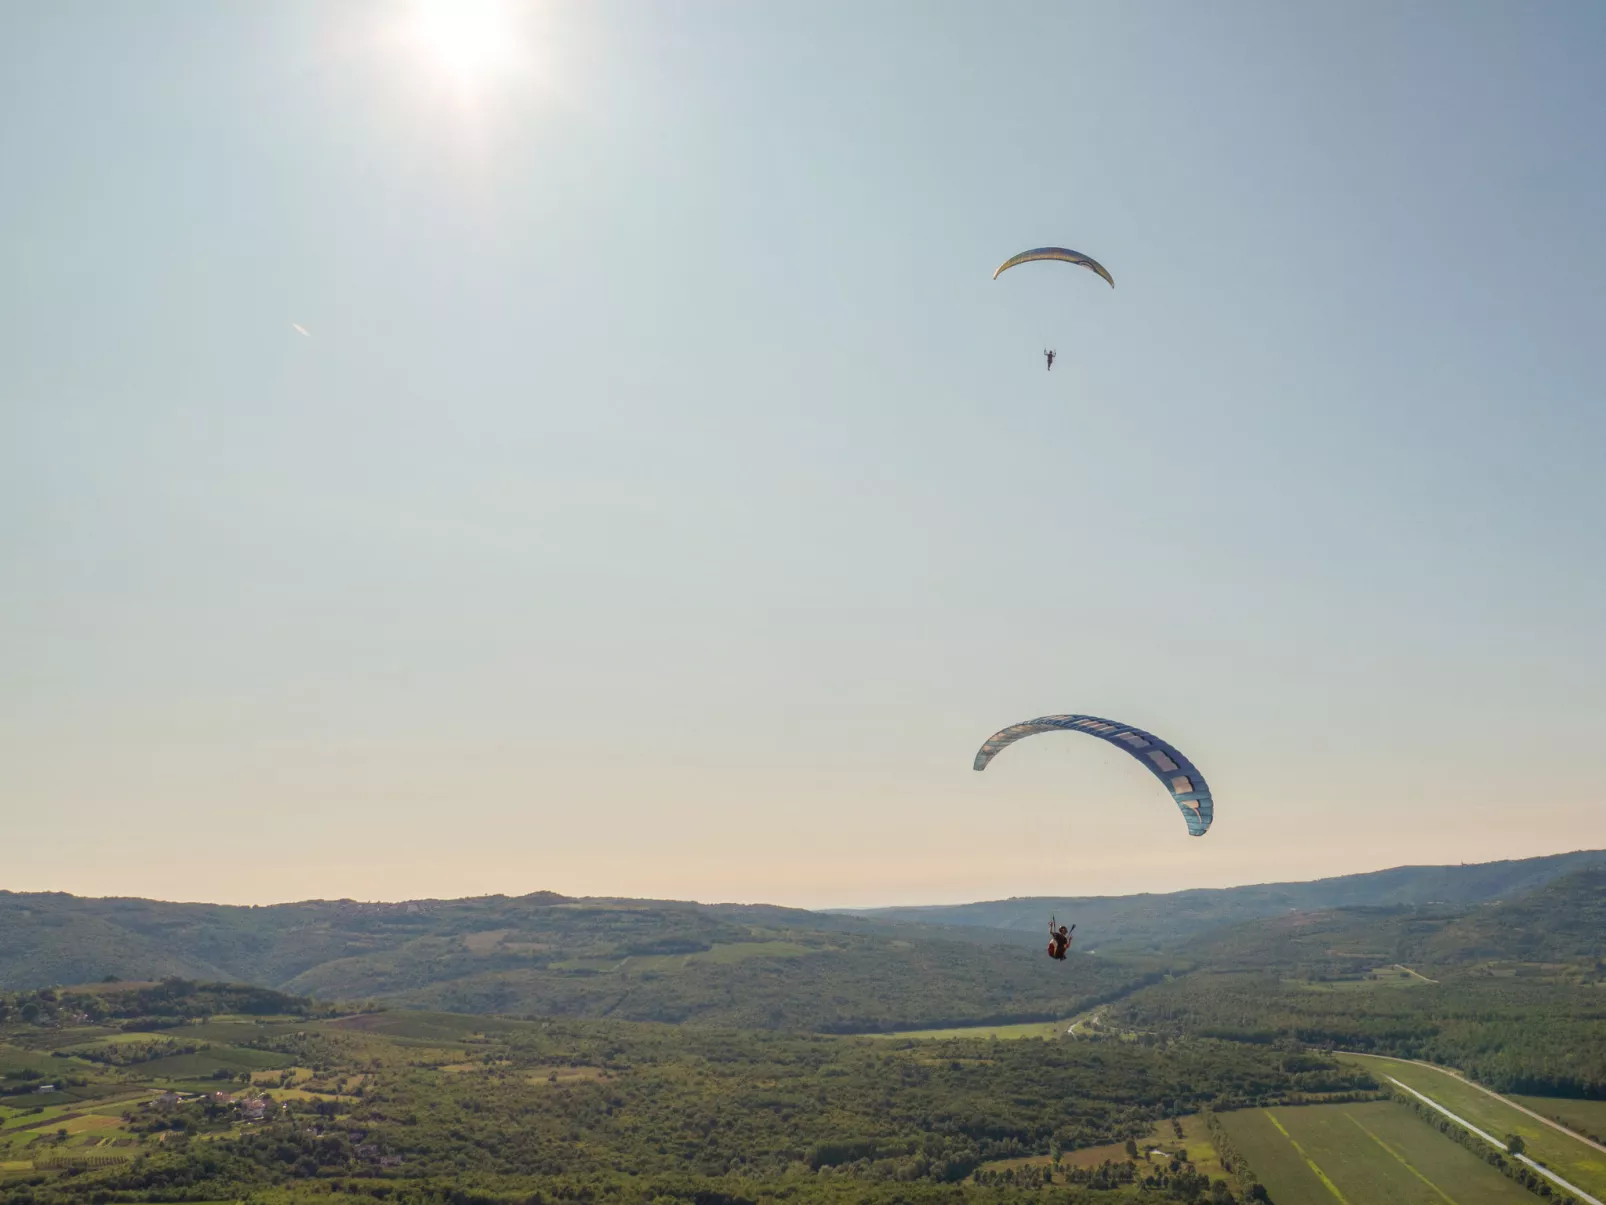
xmin=846 ymin=848 xmax=1606 ymax=948
xmin=7 ymin=853 xmax=1606 ymax=1039
xmin=1102 ymin=866 xmax=1606 ymax=1096
xmin=0 ymin=892 xmax=1166 ymax=1033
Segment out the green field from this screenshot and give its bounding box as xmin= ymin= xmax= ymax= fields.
xmin=1284 ymin=966 xmax=1435 ymax=992
xmin=1340 ymin=1053 xmax=1606 ymax=1200
xmin=1 ymin=1104 xmax=77 ymax=1132
xmin=871 ymin=1018 xmax=1066 ymax=1040
xmin=139 ymin=1045 xmax=293 ymax=1078
xmin=1221 ymin=1101 xmax=1534 ymax=1205
xmin=1513 ymin=1095 xmax=1606 ymax=1142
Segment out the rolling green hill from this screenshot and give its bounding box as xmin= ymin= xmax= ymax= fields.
xmin=0 ymin=891 xmax=1166 ymax=1032
xmin=1175 ymin=864 xmax=1606 ymax=974
xmin=841 ymin=848 xmax=1606 ymax=950
xmin=5 ymin=853 xmax=1603 ymax=1038
xmin=1101 ymin=866 xmax=1606 ymax=1095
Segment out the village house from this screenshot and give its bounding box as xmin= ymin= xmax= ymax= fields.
xmin=240 ymin=1094 xmax=274 ymax=1121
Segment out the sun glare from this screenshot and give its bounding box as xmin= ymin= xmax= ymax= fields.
xmin=406 ymin=0 xmax=519 ymax=83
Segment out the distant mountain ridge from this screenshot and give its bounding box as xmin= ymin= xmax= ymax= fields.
xmin=837 ymin=848 xmax=1606 ymax=951
xmin=0 ymin=889 xmax=1166 ymax=1031
xmin=4 ymin=849 xmax=1603 ymax=1029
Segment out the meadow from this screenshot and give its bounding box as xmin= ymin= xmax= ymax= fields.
xmin=1512 ymin=1096 xmax=1606 ymax=1145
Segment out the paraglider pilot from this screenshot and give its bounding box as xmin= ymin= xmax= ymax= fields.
xmin=1044 ymin=348 xmax=1056 ymax=371
xmin=1048 ymin=917 xmax=1074 ymax=960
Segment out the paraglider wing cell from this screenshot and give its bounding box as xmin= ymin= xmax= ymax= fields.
xmin=972 ymin=715 xmax=1212 ymax=836
xmin=992 ymin=247 xmax=1115 ymax=288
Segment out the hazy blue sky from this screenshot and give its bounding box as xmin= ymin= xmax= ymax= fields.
xmin=4 ymin=1 xmax=1604 ymax=907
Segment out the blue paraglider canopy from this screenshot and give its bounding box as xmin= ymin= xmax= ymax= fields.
xmin=973 ymin=714 xmax=1213 ymax=837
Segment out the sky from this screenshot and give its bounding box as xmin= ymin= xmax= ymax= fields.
xmin=3 ymin=1 xmax=1605 ymax=909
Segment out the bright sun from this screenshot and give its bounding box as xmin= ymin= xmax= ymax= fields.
xmin=406 ymin=0 xmax=519 ymax=82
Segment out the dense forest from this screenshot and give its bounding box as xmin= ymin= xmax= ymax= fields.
xmin=1099 ymin=867 xmax=1606 ymax=1097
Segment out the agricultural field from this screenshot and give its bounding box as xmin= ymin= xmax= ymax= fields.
xmin=1220 ymin=1100 xmax=1535 ymax=1204
xmin=2 ymin=991 xmax=1373 ymax=1204
xmin=1340 ymin=1053 xmax=1606 ymax=1201
xmin=0 ymin=994 xmax=364 ymax=1179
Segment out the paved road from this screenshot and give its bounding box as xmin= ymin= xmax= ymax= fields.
xmin=1387 ymin=1076 xmax=1603 ymax=1205
xmin=1347 ymin=1051 xmax=1606 ymax=1156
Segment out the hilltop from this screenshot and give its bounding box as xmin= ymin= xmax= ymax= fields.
xmin=5 ymin=850 xmax=1604 ymax=1037
xmin=841 ymin=848 xmax=1606 ymax=950
xmin=1098 ymin=864 xmax=1606 ymax=1096
xmin=0 ymin=892 xmax=1161 ymax=1033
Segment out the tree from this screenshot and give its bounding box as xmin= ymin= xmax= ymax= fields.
xmin=1506 ymin=1134 xmax=1526 ymax=1156
xmin=1125 ymin=1137 xmax=1140 ymax=1160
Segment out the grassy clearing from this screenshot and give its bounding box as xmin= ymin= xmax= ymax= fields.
xmin=1069 ymin=1114 xmax=1224 ymax=1175
xmin=979 ymin=1113 xmax=1226 ymax=1182
xmin=1222 ymin=1100 xmax=1533 ymax=1205
xmin=65 ymin=1032 xmax=165 ymax=1048
xmin=242 ymin=1087 xmax=346 ymax=1103
xmin=53 ymin=1115 xmax=121 ymax=1137
xmin=1 ymin=1105 xmax=76 ymax=1132
xmin=1340 ymin=1053 xmax=1606 ymax=1199
xmin=876 ymin=1000 xmax=1125 ymax=1042
xmin=0 ymin=1047 xmax=64 ymax=1075
xmin=526 ymin=1067 xmax=610 ymax=1086
xmin=1287 ymin=966 xmax=1435 ymax=992
xmin=323 ymin=1011 xmax=517 ymax=1042
xmin=139 ymin=1047 xmax=288 ymax=1078
xmin=1512 ymin=1095 xmax=1606 ymax=1142
xmin=183 ymin=1021 xmax=305 ymax=1043
xmin=1171 ymin=1114 xmax=1227 ymax=1179
xmin=81 ymin=1098 xmax=147 ymax=1117
xmin=871 ymin=1018 xmax=1065 ymax=1041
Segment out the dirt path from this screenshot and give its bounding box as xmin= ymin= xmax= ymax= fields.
xmin=1066 ymin=1008 xmax=1104 ymax=1037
